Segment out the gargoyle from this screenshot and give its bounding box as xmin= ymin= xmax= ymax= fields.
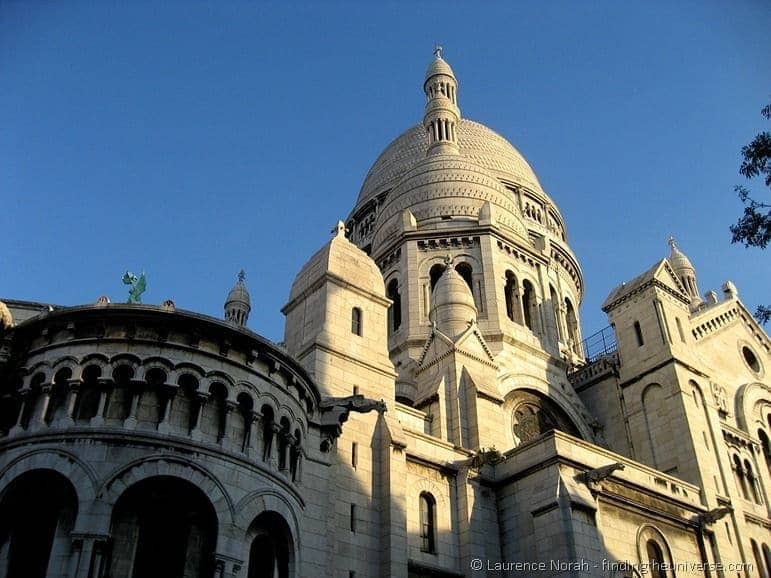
xmin=578 ymin=462 xmax=625 ymax=486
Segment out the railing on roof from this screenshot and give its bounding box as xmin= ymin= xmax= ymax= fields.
xmin=581 ymin=326 xmax=617 ymax=364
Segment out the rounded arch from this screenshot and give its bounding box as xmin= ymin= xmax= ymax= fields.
xmin=0 ymin=449 xmax=97 ymax=503
xmin=499 ymin=375 xmax=594 ymax=442
xmin=80 ymin=352 xmax=110 ymax=368
xmin=109 ymin=352 xmax=142 ymax=369
xmin=0 ymin=469 xmax=80 ymax=578
xmin=506 ymin=388 xmax=580 ymax=447
xmin=244 ymin=511 xmax=296 ymax=578
xmin=51 ymin=355 xmax=80 ymax=373
xmin=205 ymin=370 xmax=236 ymax=390
xmin=236 ymin=490 xmax=302 ymax=577
xmin=636 ymin=524 xmax=675 ymax=577
xmin=736 ymin=382 xmax=771 ymax=433
xmin=109 ymin=475 xmax=218 ymax=578
xmin=98 ymin=455 xmax=235 ymax=534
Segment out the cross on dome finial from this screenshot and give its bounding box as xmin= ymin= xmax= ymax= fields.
xmin=668 ymin=236 xmax=677 ymax=250
xmin=237 ymin=269 xmax=246 ymax=284
xmin=433 ymin=43 xmax=443 ymax=58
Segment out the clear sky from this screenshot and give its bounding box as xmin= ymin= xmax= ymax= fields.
xmin=2 ymin=1 xmax=769 ymax=342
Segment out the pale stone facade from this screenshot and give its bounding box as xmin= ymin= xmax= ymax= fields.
xmin=1 ymin=52 xmax=770 ymax=578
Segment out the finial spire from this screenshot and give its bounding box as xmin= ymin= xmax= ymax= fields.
xmin=423 ymin=48 xmax=460 ymax=156
xmin=668 ymin=236 xmax=677 ymax=250
xmin=238 ymin=269 xmax=246 ymax=284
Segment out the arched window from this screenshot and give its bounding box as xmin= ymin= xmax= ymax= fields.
xmin=504 ymin=271 xmax=522 ymax=323
xmin=278 ymin=417 xmax=291 ymax=471
xmin=429 ymin=264 xmax=446 ymax=292
xmin=751 ymin=540 xmax=766 ymax=578
xmin=261 ymin=405 xmax=275 ymax=462
xmin=419 ymin=492 xmax=436 ymax=554
xmin=565 ymin=298 xmax=579 ymax=353
xmin=455 ymin=262 xmax=473 ymax=291
xmin=351 ymin=307 xmax=362 ymax=336
xmin=46 ymin=367 xmax=72 ymax=424
xmin=290 ymin=428 xmax=302 ymax=482
xmin=550 ymin=286 xmax=562 ymax=342
xmin=733 ymin=454 xmax=750 ymax=500
xmin=521 ymin=280 xmax=539 ymax=333
xmin=75 ymin=365 xmax=102 ymax=423
xmin=759 ymin=429 xmax=771 ymax=477
xmin=645 ymin=539 xmax=667 ymax=578
xmin=387 ymin=279 xmax=402 ymax=333
xmin=247 ymin=512 xmax=293 ymax=578
xmin=744 ymin=459 xmax=762 ymax=504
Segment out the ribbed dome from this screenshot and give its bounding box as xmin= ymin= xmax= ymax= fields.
xmin=355 ymin=119 xmax=544 ymax=211
xmin=371 ymin=153 xmax=528 ymax=249
xmin=425 ymin=55 xmax=456 ymax=83
xmin=433 ymin=267 xmax=476 ymax=312
xmin=430 ymin=266 xmax=477 ymax=339
xmin=668 ymin=242 xmax=695 ymax=273
xmin=226 ymin=283 xmax=250 ymax=306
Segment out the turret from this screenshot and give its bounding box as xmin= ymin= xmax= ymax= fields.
xmin=224 ymin=270 xmax=251 ymax=327
xmin=423 ymin=46 xmax=460 ymax=156
xmin=667 ymin=237 xmax=702 ymax=308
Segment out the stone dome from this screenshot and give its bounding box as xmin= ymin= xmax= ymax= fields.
xmin=430 ymin=265 xmax=477 ymax=339
xmin=424 ymin=55 xmax=456 ymax=83
xmin=354 ymin=119 xmax=545 ymax=211
xmin=371 ymin=153 xmax=528 ymax=249
xmin=226 ymin=280 xmax=251 ymax=307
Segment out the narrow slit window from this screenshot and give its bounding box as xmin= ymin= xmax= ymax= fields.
xmin=634 ymin=321 xmax=644 ymax=346
xmin=351 ymin=307 xmax=362 ymax=336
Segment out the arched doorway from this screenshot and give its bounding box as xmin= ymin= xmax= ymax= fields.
xmin=0 ymin=469 xmax=79 ymax=578
xmin=246 ymin=512 xmax=294 ymax=578
xmin=109 ymin=476 xmax=217 ymax=578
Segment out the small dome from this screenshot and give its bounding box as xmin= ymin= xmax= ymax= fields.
xmin=430 ymin=265 xmax=477 ymax=338
xmin=433 ymin=266 xmax=476 ymax=311
xmin=226 ymin=271 xmax=251 ymax=306
xmin=425 ymin=55 xmax=456 ymax=84
xmin=667 ymin=238 xmax=695 ymax=273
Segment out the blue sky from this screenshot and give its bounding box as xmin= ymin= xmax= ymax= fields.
xmin=1 ymin=1 xmax=769 ymax=342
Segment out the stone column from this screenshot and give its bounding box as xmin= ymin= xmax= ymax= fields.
xmin=219 ymin=401 xmax=236 ymax=447
xmin=89 ymin=381 xmax=110 ymax=427
xmin=243 ymin=411 xmax=258 ymax=457
xmin=61 ymin=380 xmax=80 ymax=426
xmin=9 ymin=389 xmax=30 ymax=435
xmin=72 ymin=534 xmax=110 ymax=578
xmin=190 ymin=392 xmax=208 ymax=441
xmin=268 ymin=423 xmax=281 ymax=469
xmin=157 ymin=387 xmax=177 ymax=434
xmin=123 ymin=386 xmax=142 ymax=430
xmin=281 ymin=433 xmax=295 ymax=474
xmin=213 ymin=554 xmax=243 ymax=578
xmin=32 ymin=384 xmax=53 ymax=430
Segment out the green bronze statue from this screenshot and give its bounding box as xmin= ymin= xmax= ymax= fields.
xmin=122 ymin=271 xmax=147 ymax=304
